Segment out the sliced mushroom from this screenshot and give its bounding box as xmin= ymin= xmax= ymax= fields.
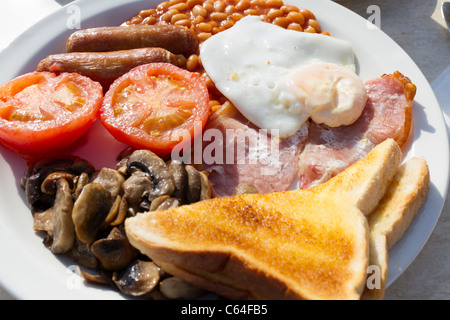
xmin=127 ymin=150 xmax=175 ymax=200
xmin=41 ymin=172 xmax=75 ymax=194
xmin=112 ymin=260 xmax=162 ymax=297
xmin=115 ymin=146 xmax=135 ymax=175
xmin=74 ymin=172 xmax=90 ymax=201
xmin=50 ymin=179 xmax=75 ymax=254
xmin=185 ymin=165 xmax=201 ymax=204
xmin=110 ymin=196 xmax=128 ymax=226
xmin=23 ymin=156 xmax=95 ymax=213
xmin=159 ymin=277 xmax=207 ymax=300
xmin=90 ymin=168 xmax=125 ymax=199
xmin=199 ymin=171 xmax=212 ymax=201
xmin=91 ymin=227 xmax=138 ymax=271
xmin=151 ymin=197 xmax=181 ymax=211
xmin=72 ymin=183 xmax=113 ymax=244
xmin=33 ymin=178 xmax=75 ymax=254
xmin=67 ymin=238 xmax=98 ymax=269
xmin=123 ymin=171 xmax=154 ymax=215
xmin=101 ymin=195 xmax=122 ymax=229
xmin=149 ymin=195 xmax=170 ymax=211
xmin=233 ymin=183 xmax=259 ymax=196
xmin=167 ymin=159 xmax=188 ymax=204
xmin=78 ymin=267 xmax=109 ymax=286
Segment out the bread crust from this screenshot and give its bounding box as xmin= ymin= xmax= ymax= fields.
xmin=361 ymin=157 xmax=430 ymax=300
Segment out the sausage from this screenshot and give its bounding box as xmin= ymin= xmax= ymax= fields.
xmin=36 ymin=48 xmax=179 ymax=89
xmin=66 ymin=25 xmax=199 ymax=56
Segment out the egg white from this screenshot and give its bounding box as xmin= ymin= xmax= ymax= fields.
xmin=200 ymin=16 xmax=363 ymax=138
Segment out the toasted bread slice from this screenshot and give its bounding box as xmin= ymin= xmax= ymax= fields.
xmin=126 ymin=188 xmax=370 ymax=300
xmin=125 ymin=139 xmax=403 ymax=300
xmin=361 ymin=157 xmax=430 ymax=300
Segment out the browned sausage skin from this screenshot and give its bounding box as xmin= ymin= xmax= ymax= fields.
xmin=36 ymin=48 xmax=179 ymax=89
xmin=66 ymin=25 xmax=199 ymax=56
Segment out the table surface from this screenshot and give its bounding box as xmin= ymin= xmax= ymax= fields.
xmin=0 ymin=0 xmax=449 ymax=300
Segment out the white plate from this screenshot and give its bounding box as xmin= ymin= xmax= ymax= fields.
xmin=0 ymin=0 xmax=448 ymax=300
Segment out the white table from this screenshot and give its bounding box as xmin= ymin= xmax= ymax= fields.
xmin=0 ymin=0 xmax=449 ymax=300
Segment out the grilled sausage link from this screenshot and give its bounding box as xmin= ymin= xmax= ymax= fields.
xmin=66 ymin=25 xmax=199 ymax=56
xmin=36 ymin=48 xmax=179 ymax=89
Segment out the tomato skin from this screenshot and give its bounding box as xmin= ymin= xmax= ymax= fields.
xmin=100 ymin=63 xmax=210 ymax=157
xmin=0 ymin=72 xmax=103 ymax=161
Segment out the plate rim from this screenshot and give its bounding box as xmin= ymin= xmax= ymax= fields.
xmin=0 ymin=0 xmax=448 ymax=300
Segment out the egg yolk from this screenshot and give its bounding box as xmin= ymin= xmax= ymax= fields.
xmin=288 ymin=63 xmax=367 ymax=127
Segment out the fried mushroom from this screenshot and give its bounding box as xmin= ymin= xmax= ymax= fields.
xmin=22 ymin=156 xmax=95 ymax=213
xmin=33 ymin=178 xmax=75 ymax=254
xmin=112 ymin=260 xmax=162 ymax=297
xmin=72 ymin=183 xmax=113 ymax=244
xmin=91 ymin=227 xmax=138 ymax=271
xmin=127 ymin=149 xmax=175 ymax=200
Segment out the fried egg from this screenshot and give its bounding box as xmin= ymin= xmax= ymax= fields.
xmin=200 ymin=16 xmax=367 ymax=138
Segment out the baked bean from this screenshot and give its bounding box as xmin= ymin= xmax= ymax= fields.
xmin=260 ymin=14 xmax=269 ymax=22
xmin=176 ymin=54 xmax=187 ymax=68
xmin=192 ymin=15 xmax=205 ymax=25
xmin=235 ymin=0 xmax=250 ymax=11
xmin=214 ymin=1 xmax=226 ymax=12
xmin=161 ymin=9 xmax=179 ymax=22
xmin=143 ymin=16 xmax=157 ymax=25
xmin=211 ymin=12 xmax=228 ymax=21
xmin=266 ymin=0 xmax=283 ymax=7
xmin=281 ymin=5 xmax=299 ymax=13
xmin=171 ymin=13 xmax=189 ymax=24
xmin=169 ymin=2 xmax=189 ymax=12
xmin=207 ymin=20 xmax=218 ymax=28
xmin=244 ymin=8 xmax=259 ymax=16
xmin=300 ymin=9 xmax=316 ymax=20
xmin=221 ymin=18 xmax=235 ymax=29
xmin=304 ymin=25 xmax=316 ymax=33
xmin=230 ymin=12 xmax=243 ymax=21
xmin=139 ymin=9 xmax=154 ymax=18
xmin=202 ymin=74 xmax=215 ymax=90
xmin=225 ymin=5 xmax=236 ymax=14
xmin=175 ymin=19 xmax=192 ymax=27
xmin=203 ymin=2 xmax=215 ymax=13
xmin=273 ymin=17 xmax=289 ymax=28
xmin=267 ymin=8 xmax=283 ymax=20
xmin=192 ymin=4 xmax=207 ymax=17
xmin=156 ymin=1 xmax=171 ymax=12
xmin=186 ymin=54 xmax=200 ymax=71
xmin=168 ymin=0 xmax=184 ymax=6
xmin=209 ymin=100 xmax=221 ymax=108
xmin=187 ymin=0 xmax=203 ymax=8
xmin=250 ymin=0 xmax=266 ymax=7
xmin=198 ymin=22 xmax=212 ymax=32
xmin=287 ymin=22 xmax=303 ymax=31
xmin=197 ymin=32 xmax=212 ymax=41
xmin=308 ymin=19 xmax=321 ymax=33
xmin=287 ymin=11 xmax=305 ymax=25
xmin=130 ymin=16 xmax=143 ymax=24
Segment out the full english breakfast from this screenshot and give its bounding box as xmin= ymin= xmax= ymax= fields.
xmin=0 ymin=0 xmax=430 ymax=300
